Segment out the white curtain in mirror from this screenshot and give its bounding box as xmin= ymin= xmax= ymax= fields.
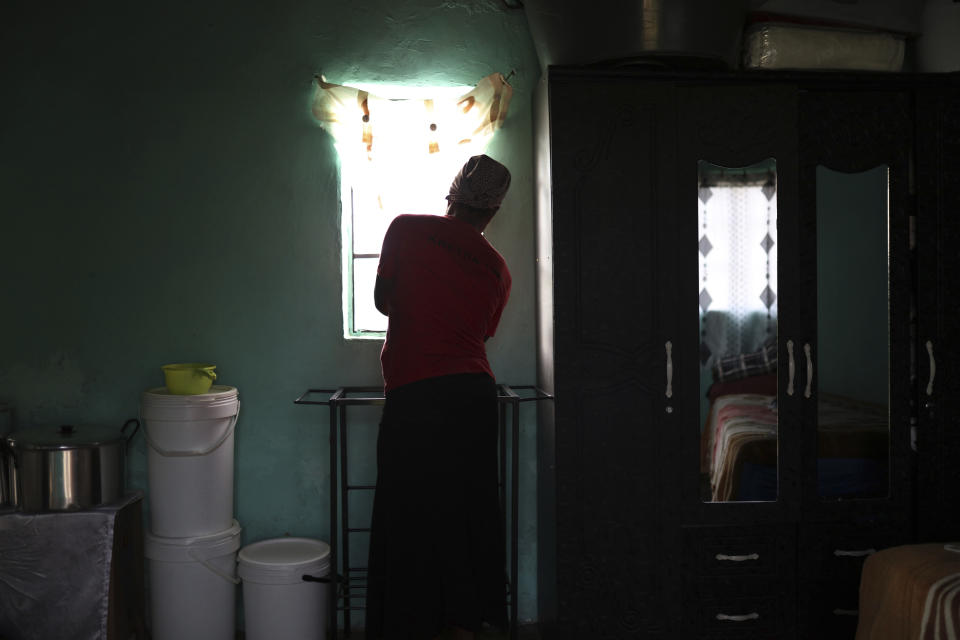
xmin=698 ymin=181 xmax=778 ymax=366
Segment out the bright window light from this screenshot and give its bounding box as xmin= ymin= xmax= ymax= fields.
xmin=340 ymin=85 xmax=474 ymax=339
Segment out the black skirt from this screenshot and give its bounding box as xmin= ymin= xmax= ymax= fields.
xmin=365 ymin=373 xmax=507 ymax=640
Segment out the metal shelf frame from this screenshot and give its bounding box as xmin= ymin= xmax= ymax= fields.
xmin=295 ymin=384 xmax=552 ymax=640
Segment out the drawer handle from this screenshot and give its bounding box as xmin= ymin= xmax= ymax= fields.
xmin=834 ymin=548 xmax=876 ymax=558
xmin=787 ymin=340 xmax=795 ymax=396
xmin=926 ymin=340 xmax=936 ymax=396
xmin=715 ymin=553 xmax=760 ymax=562
xmin=716 ymin=613 xmax=760 ymax=622
xmin=833 ymin=609 xmax=859 ymax=617
xmin=665 ymin=340 xmax=673 ymax=398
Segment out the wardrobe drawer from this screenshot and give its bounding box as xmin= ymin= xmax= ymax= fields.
xmin=683 ymin=524 xmax=795 ymax=579
xmin=799 ymin=580 xmax=861 ymax=640
xmin=690 ymin=592 xmax=789 ymax=639
xmin=800 ymin=524 xmax=908 ymax=584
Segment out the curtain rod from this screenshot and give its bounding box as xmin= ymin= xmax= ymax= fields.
xmin=312 ymin=70 xmax=517 ymax=86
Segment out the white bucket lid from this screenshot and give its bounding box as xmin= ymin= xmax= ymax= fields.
xmin=141 ymin=385 xmax=239 ymax=420
xmin=143 ymin=385 xmax=238 ymax=405
xmin=238 ymin=538 xmax=331 ymax=585
xmin=145 ymin=520 xmax=243 ymax=562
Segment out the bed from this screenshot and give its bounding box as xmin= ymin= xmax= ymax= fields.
xmin=856 ymin=543 xmax=960 ymax=640
xmin=700 ymin=373 xmax=889 ymax=502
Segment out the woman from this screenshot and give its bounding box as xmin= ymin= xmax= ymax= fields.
xmin=366 ymin=154 xmax=513 ymax=640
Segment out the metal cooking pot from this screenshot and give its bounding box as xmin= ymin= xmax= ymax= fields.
xmin=5 ymin=418 xmax=140 ymax=512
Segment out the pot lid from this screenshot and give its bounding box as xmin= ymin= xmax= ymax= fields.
xmin=6 ymin=424 xmax=126 ymax=450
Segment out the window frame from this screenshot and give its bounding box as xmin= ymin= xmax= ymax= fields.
xmin=343 ymin=185 xmax=389 ymax=340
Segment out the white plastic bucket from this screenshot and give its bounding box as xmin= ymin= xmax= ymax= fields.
xmin=145 ymin=520 xmax=242 ymax=640
xmin=239 ymin=537 xmax=331 ymax=640
xmin=141 ymin=385 xmax=239 ymax=537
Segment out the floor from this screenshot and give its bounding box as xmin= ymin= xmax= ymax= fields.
xmin=327 ymin=625 xmax=541 ymax=640
xmin=231 ymin=615 xmax=540 ymax=640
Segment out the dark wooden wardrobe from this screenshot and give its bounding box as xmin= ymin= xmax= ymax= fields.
xmin=533 ymin=66 xmax=960 ymax=639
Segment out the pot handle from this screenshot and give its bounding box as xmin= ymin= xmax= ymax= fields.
xmin=121 ymin=418 xmax=141 ymax=444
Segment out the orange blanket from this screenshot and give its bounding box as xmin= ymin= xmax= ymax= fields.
xmin=857 ymin=543 xmax=960 ymax=640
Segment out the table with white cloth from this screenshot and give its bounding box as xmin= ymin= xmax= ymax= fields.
xmin=0 ymin=492 xmax=146 ymax=640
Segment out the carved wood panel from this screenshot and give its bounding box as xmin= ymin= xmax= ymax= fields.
xmin=801 ymin=89 xmax=912 ymax=174
xmin=548 ymin=73 xmax=680 ymax=638
xmin=677 ymin=82 xmax=802 ymax=526
xmin=916 ymin=84 xmax=960 ymax=541
xmin=797 ymin=86 xmax=914 ymax=524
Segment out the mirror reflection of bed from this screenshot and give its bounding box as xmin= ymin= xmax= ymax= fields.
xmin=700 ymin=369 xmax=778 ymax=502
xmin=697 ymin=161 xmax=890 ymax=503
xmin=699 ymin=373 xmax=889 ymax=503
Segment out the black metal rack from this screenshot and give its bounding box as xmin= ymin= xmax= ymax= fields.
xmin=294 ymin=384 xmax=551 ymax=640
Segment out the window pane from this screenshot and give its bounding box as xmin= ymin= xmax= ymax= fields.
xmin=387 ymin=152 xmax=452 ymax=217
xmin=352 ymin=186 xmax=393 ymax=256
xmin=353 ymin=257 xmax=387 ymax=333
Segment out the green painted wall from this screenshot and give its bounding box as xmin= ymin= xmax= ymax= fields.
xmin=1 ymin=0 xmax=541 ymax=626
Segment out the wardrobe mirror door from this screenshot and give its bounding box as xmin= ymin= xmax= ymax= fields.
xmin=698 ymin=158 xmax=779 ymax=503
xmin=815 ymin=165 xmax=890 ymax=500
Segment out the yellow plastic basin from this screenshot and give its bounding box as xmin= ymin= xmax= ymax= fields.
xmin=161 ymin=363 xmax=218 ymax=395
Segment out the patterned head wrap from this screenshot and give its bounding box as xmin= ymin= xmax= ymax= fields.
xmin=445 ymin=154 xmax=512 ymax=210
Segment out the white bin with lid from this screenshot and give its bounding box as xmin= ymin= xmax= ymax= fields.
xmin=239 ymin=537 xmax=331 ymax=640
xmin=145 ymin=520 xmax=242 ymax=640
xmin=141 ymin=385 xmax=239 ymax=537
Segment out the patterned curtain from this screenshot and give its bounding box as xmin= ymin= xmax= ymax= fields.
xmin=310 ymin=72 xmax=512 ymax=220
xmin=311 ymin=72 xmax=512 ymax=163
xmin=698 ymin=171 xmax=778 ymax=366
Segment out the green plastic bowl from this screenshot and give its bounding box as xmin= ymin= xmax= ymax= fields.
xmin=161 ymin=363 xmax=217 ymax=395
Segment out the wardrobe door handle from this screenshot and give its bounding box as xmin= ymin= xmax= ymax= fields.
xmin=834 ymin=548 xmax=876 ymax=558
xmin=716 ymin=613 xmax=760 ymax=622
xmin=715 ymin=553 xmax=759 ymax=562
xmin=804 ymin=343 xmax=813 ymax=399
xmin=665 ymin=341 xmax=673 ymax=399
xmin=926 ymin=340 xmax=936 ymax=396
xmin=786 ymin=340 xmax=795 ymax=396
